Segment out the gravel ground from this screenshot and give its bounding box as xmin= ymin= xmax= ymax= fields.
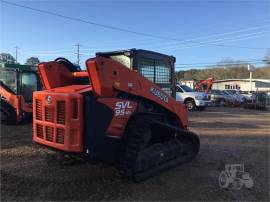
xmin=1 ymin=107 xmax=269 ymax=201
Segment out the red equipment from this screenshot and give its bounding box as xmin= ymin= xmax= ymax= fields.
xmin=196 ymin=77 xmax=213 ymax=93
xmin=0 ymin=64 xmax=41 ymax=123
xmin=33 ymin=50 xmax=200 ymax=181
xmin=0 ymin=84 xmax=32 ymax=123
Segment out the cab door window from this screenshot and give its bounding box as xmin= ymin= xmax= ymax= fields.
xmin=21 ymin=73 xmax=37 ymax=102
xmin=0 ymin=70 xmax=17 ymax=93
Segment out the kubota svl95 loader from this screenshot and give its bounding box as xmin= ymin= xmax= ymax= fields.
xmin=33 ymin=49 xmax=200 ymax=181
xmin=0 ymin=63 xmax=41 ymax=124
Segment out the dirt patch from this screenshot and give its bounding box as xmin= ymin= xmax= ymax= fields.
xmin=1 ymin=107 xmax=269 ymax=201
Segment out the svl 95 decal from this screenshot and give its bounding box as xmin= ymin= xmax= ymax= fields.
xmin=115 ymin=101 xmax=133 ymax=116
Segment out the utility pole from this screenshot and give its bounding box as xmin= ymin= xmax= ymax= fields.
xmin=75 ymin=43 xmax=81 ymax=65
xmin=14 ymin=46 xmax=19 ymax=63
xmin=247 ymin=64 xmax=255 ymax=92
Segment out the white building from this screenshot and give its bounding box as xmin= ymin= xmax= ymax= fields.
xmin=179 ymin=80 xmax=196 ymax=89
xmin=212 ymin=79 xmax=270 ymax=92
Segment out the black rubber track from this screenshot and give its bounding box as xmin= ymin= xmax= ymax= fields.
xmin=119 ymin=115 xmax=200 ymax=182
xmin=0 ymin=99 xmax=17 ymax=124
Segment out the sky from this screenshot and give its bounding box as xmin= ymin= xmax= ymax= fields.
xmin=0 ymin=0 xmax=269 ymax=70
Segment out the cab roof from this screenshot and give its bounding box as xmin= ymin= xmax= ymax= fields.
xmin=0 ymin=63 xmax=37 ymax=72
xmin=96 ymin=48 xmax=176 ymax=61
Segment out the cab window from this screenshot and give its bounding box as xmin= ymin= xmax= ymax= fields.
xmin=0 ymin=70 xmax=17 ymax=93
xmin=110 ymin=55 xmax=131 ymax=68
xmin=155 ymin=60 xmax=171 ymax=84
xmin=21 ymin=72 xmax=37 ymax=102
xmin=139 ymin=59 xmax=155 ymax=82
xmin=176 ymin=86 xmax=183 ymax=93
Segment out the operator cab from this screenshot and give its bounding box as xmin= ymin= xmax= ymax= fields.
xmin=96 ymin=49 xmax=176 ymax=97
xmin=0 ymin=64 xmax=41 ymax=103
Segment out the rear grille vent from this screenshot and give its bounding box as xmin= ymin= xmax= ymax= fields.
xmin=56 ymin=128 xmax=65 ymax=144
xmin=45 ymin=126 xmax=54 ymax=142
xmin=36 ymin=99 xmax=42 ymax=120
xmin=45 ymin=107 xmax=54 ymax=122
xmin=36 ymin=124 xmax=43 ymax=138
xmin=72 ymin=99 xmax=78 ymax=119
xmin=57 ymin=101 xmax=66 ymax=124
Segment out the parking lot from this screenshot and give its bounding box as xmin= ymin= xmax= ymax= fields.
xmin=1 ymin=107 xmax=269 ymax=201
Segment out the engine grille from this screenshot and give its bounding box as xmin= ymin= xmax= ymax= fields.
xmin=33 ymin=94 xmax=83 ymax=152
xmin=36 ymin=124 xmax=43 ymax=138
xmin=72 ymin=99 xmax=78 ymax=119
xmin=35 ymin=99 xmax=66 ymax=145
xmin=36 ymin=99 xmax=42 ymax=121
xmin=45 ymin=126 xmax=54 ymax=142
xmin=57 ymin=101 xmax=66 ymax=124
xmin=56 ymin=128 xmax=65 ymax=144
xmin=45 ymin=107 xmax=54 ymax=122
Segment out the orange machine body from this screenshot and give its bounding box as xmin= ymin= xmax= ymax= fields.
xmin=0 ymin=84 xmax=32 ymax=122
xmin=33 ymin=57 xmax=188 ymax=160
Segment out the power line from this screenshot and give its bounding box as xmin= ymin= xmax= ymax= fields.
xmin=25 ymin=24 xmax=268 ymax=53
xmin=1 ymin=0 xmax=268 ymax=50
xmin=150 ymin=25 xmax=269 ymax=50
xmin=158 ymin=31 xmax=269 ymax=51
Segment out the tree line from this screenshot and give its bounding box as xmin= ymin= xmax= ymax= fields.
xmin=0 ymin=53 xmax=40 ymax=66
xmin=175 ymin=65 xmax=270 ymax=81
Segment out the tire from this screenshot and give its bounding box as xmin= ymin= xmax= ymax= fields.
xmin=184 ymin=99 xmax=196 ymax=111
xmin=219 ymin=171 xmax=230 ymax=188
xmin=242 ymin=173 xmax=254 ymax=188
xmin=219 ymin=99 xmax=226 ymax=106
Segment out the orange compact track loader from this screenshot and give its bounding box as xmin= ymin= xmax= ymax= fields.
xmin=0 ymin=64 xmax=42 ymax=124
xmin=33 ymin=49 xmax=200 ymax=181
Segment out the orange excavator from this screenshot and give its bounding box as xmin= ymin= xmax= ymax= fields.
xmin=0 ymin=64 xmax=41 ymax=124
xmin=33 ymin=49 xmax=200 ymax=181
xmin=195 ymin=77 xmax=213 ymax=93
